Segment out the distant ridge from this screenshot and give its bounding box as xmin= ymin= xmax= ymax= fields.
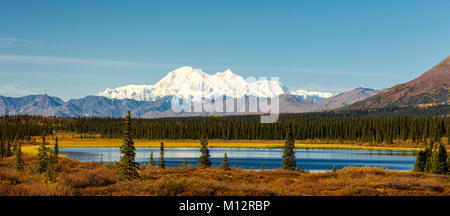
xmin=313 ymin=87 xmax=379 ymax=111
xmin=0 ymin=87 xmax=375 ymax=118
xmin=348 ymin=56 xmax=450 ymax=109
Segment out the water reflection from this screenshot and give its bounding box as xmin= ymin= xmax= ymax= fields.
xmin=60 ymin=147 xmax=416 ymax=171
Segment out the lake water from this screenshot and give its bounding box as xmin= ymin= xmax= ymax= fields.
xmin=60 ymin=147 xmax=416 ymax=171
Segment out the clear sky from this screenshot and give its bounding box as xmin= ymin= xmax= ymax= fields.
xmin=0 ymin=0 xmax=449 ymax=100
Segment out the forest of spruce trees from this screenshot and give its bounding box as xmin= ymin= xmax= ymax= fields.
xmin=0 ymin=106 xmax=448 ymax=145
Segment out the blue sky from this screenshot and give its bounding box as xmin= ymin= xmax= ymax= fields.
xmin=0 ymin=0 xmax=449 ymax=100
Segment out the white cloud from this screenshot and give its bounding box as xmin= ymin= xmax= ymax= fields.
xmin=0 ymin=55 xmax=171 ymax=69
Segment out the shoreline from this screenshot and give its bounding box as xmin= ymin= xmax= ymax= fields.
xmin=23 ymin=138 xmax=422 ymax=152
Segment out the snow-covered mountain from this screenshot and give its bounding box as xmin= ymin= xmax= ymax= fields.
xmin=290 ymin=89 xmax=333 ymax=102
xmin=97 ymin=66 xmax=332 ymax=102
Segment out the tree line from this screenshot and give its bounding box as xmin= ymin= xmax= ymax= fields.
xmin=0 ymin=112 xmax=448 ymax=144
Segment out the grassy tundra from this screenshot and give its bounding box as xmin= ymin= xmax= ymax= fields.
xmin=0 ymin=154 xmax=448 ymax=196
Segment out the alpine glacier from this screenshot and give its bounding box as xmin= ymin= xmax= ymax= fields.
xmin=97 ymin=66 xmax=332 ymax=102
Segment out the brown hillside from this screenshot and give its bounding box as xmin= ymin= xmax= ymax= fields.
xmin=350 ymin=56 xmax=450 ymax=108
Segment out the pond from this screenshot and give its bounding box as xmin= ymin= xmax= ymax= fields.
xmin=60 ymin=147 xmax=416 ymax=171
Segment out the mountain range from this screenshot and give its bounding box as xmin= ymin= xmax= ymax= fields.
xmin=1 ymin=55 xmax=448 ymax=118
xmin=0 ymin=66 xmax=379 ymax=118
xmin=0 ymin=87 xmax=379 ymax=118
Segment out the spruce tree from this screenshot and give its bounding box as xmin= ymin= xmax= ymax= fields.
xmin=413 ymin=150 xmax=427 ymax=172
xmin=116 ymin=111 xmax=139 ymax=180
xmin=434 ymin=143 xmax=448 ymax=174
xmin=282 ymin=122 xmax=296 ymax=170
xmin=221 ymin=153 xmax=230 ymax=170
xmin=50 ymin=137 xmax=59 ymax=165
xmin=13 ymin=142 xmax=24 ymax=172
xmin=149 ymin=150 xmax=154 ymax=166
xmin=35 ymin=135 xmax=48 ymax=173
xmin=424 ymin=142 xmax=434 ymax=173
xmin=159 ymin=142 xmax=165 ymax=168
xmin=429 ymin=149 xmax=440 ymax=174
xmin=330 ymin=165 xmax=338 ymax=178
xmin=183 ymin=157 xmax=187 ymax=168
xmin=261 ymin=162 xmax=264 ymax=171
xmin=12 ymin=140 xmax=18 ymax=156
xmin=44 ymin=137 xmax=60 ymax=182
xmin=6 ymin=140 xmax=12 ymax=157
xmin=198 ymin=139 xmax=211 ymax=168
xmin=45 ymin=156 xmax=56 ymax=182
xmin=0 ymin=138 xmax=4 ymax=158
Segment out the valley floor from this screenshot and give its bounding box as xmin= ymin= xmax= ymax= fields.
xmin=0 ymin=155 xmax=448 ymax=196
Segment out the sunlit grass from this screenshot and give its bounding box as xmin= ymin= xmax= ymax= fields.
xmin=0 ymin=155 xmax=448 ymax=196
xmin=24 ymin=136 xmax=421 ymax=151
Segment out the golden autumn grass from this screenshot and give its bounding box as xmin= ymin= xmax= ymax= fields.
xmin=0 ymin=154 xmax=448 ymax=196
xmin=21 ymin=132 xmax=430 ymax=153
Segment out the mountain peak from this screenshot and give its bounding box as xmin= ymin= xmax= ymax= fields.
xmin=97 ymin=67 xmax=335 ymax=103
xmin=168 ymin=66 xmax=199 ymax=76
xmin=214 ymin=69 xmax=236 ymax=77
xmin=175 ymin=66 xmax=194 ymax=71
xmin=223 ymin=69 xmax=233 ymax=75
xmin=98 ymin=67 xmax=290 ymax=101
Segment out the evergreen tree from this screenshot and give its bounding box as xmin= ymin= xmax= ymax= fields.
xmin=261 ymin=162 xmax=264 ymax=171
xmin=6 ymin=140 xmax=12 ymax=157
xmin=413 ymin=150 xmax=427 ymax=172
xmin=434 ymin=143 xmax=448 ymax=174
xmin=0 ymin=138 xmax=4 ymax=158
xmin=429 ymin=149 xmax=440 ymax=174
xmin=330 ymin=165 xmax=338 ymax=178
xmin=159 ymin=142 xmax=165 ymax=168
xmin=282 ymin=122 xmax=296 ymax=170
xmin=387 ymin=134 xmax=393 ymax=145
xmin=183 ymin=157 xmax=187 ymax=168
xmin=198 ymin=139 xmax=211 ymax=168
xmin=424 ymin=142 xmax=434 ymax=173
xmin=12 ymin=140 xmax=18 ymax=156
xmin=50 ymin=136 xmax=59 ymax=165
xmin=221 ymin=153 xmax=230 ymax=170
xmin=13 ymin=142 xmax=24 ymax=172
xmin=116 ymin=111 xmax=139 ymax=180
xmin=35 ymin=135 xmax=48 ymax=173
xmin=45 ymin=156 xmax=56 ymax=182
xmin=149 ymin=150 xmax=154 ymax=166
